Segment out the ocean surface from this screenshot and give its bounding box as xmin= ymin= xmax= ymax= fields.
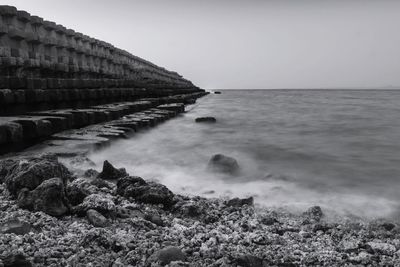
xmin=89 ymin=90 xmax=400 ymax=219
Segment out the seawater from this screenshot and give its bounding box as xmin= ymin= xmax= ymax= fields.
xmin=88 ymin=90 xmax=400 ymax=219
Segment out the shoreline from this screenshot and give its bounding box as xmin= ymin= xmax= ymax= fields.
xmin=1 ymin=153 xmax=399 ymax=266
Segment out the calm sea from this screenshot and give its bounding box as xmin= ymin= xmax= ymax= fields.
xmin=89 ymin=90 xmax=400 ymax=219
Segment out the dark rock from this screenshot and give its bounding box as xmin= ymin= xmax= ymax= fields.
xmin=260 ymin=216 xmax=279 ymax=226
xmin=195 ymin=117 xmax=217 ymax=123
xmin=146 ymin=246 xmax=186 ymax=266
xmin=0 ymin=219 xmax=32 ymax=235
xmin=1 ymin=252 xmax=32 ymax=267
xmin=380 ymin=222 xmax=396 ymax=231
xmin=66 ymin=178 xmax=96 ymax=206
xmin=214 ymin=91 xmax=221 ymax=94
xmin=236 ymin=254 xmax=264 ymax=267
xmin=117 ymin=176 xmax=175 ymax=207
xmin=17 ymin=178 xmax=69 ymax=217
xmin=97 ymin=160 xmax=128 ymax=180
xmin=226 ymin=197 xmax=254 ymax=207
xmin=303 ymin=206 xmax=323 ymax=222
xmin=144 ymin=213 xmax=164 ymax=226
xmin=208 ymin=154 xmax=240 ymax=175
xmin=4 ymin=155 xmax=71 ymax=196
xmin=84 ymin=168 xmax=99 ymax=178
xmin=86 ymin=209 xmax=109 ymax=227
xmin=90 ymin=178 xmax=114 ymax=189
xmin=78 ymin=193 xmax=116 ymax=216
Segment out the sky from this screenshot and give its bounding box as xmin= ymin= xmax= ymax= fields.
xmin=3 ymin=0 xmax=400 ymax=89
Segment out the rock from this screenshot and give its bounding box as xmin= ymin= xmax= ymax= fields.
xmin=226 ymin=197 xmax=254 ymax=207
xmin=84 ymin=169 xmax=99 ymax=178
xmin=90 ymin=178 xmax=114 ymax=190
xmin=146 ymin=246 xmax=186 ymax=266
xmin=79 ymin=193 xmax=116 ymax=216
xmin=235 ymin=254 xmax=263 ymax=267
xmin=117 ymin=176 xmax=175 ymax=207
xmin=208 ymin=154 xmax=240 ymax=175
xmin=144 ymin=213 xmax=164 ymax=226
xmin=367 ymin=241 xmax=396 ymax=255
xmin=0 ymin=219 xmax=32 ymax=235
xmin=86 ymin=209 xmax=109 ymax=227
xmin=97 ymin=160 xmax=128 ymax=180
xmin=4 ymin=154 xmax=71 ymax=196
xmin=66 ymin=178 xmax=98 ymax=206
xmin=380 ymin=222 xmax=396 ymax=231
xmin=1 ymin=253 xmax=32 ymax=267
xmin=260 ymin=216 xmax=279 ymax=226
xmin=214 ymin=91 xmax=221 ymax=94
xmin=17 ymin=178 xmax=69 ymax=217
xmin=195 ymin=117 xmax=217 ymax=123
xmin=303 ymin=206 xmax=323 ymax=222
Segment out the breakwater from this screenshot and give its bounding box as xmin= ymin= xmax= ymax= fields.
xmin=0 ymin=5 xmax=207 ymax=154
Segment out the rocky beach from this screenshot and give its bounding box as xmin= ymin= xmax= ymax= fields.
xmin=1 ymin=153 xmax=400 ymax=267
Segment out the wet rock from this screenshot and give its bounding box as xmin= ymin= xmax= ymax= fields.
xmin=17 ymin=178 xmax=69 ymax=217
xmin=4 ymin=155 xmax=71 ymax=196
xmin=195 ymin=117 xmax=217 ymax=123
xmin=303 ymin=206 xmax=323 ymax=222
xmin=146 ymin=246 xmax=186 ymax=266
xmin=97 ymin=160 xmax=128 ymax=180
xmin=1 ymin=252 xmax=32 ymax=267
xmin=66 ymin=178 xmax=98 ymax=206
xmin=208 ymin=154 xmax=240 ymax=175
xmin=214 ymin=91 xmax=221 ymax=94
xmin=87 ymin=209 xmax=109 ymax=227
xmin=78 ymin=193 xmax=116 ymax=216
xmin=117 ymin=176 xmax=175 ymax=207
xmin=235 ymin=254 xmax=264 ymax=267
xmin=226 ymin=197 xmax=254 ymax=207
xmin=0 ymin=219 xmax=32 ymax=235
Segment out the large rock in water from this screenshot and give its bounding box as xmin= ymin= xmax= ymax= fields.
xmin=97 ymin=160 xmax=128 ymax=180
xmin=117 ymin=176 xmax=175 ymax=207
xmin=207 ymin=154 xmax=240 ymax=175
xmin=195 ymin=117 xmax=217 ymax=123
xmin=3 ymin=154 xmax=71 ymax=196
xmin=17 ymin=178 xmax=69 ymax=217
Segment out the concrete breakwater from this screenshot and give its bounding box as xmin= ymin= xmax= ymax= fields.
xmin=0 ymin=5 xmax=208 ymax=155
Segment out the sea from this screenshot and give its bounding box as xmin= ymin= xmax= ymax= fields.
xmin=88 ymin=89 xmax=400 ymax=220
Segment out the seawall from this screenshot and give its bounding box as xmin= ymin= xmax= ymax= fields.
xmin=0 ymin=5 xmax=208 ymax=154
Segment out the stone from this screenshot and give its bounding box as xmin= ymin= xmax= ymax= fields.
xmin=1 ymin=253 xmax=32 ymax=267
xmin=214 ymin=91 xmax=221 ymax=94
xmin=18 ymin=178 xmax=69 ymax=217
xmin=144 ymin=213 xmax=164 ymax=226
xmin=79 ymin=193 xmax=116 ymax=215
xmin=66 ymin=178 xmax=98 ymax=206
xmin=0 ymin=219 xmax=32 ymax=235
xmin=146 ymin=246 xmax=186 ymax=266
xmin=303 ymin=206 xmax=323 ymax=222
xmin=380 ymin=222 xmax=396 ymax=231
xmin=117 ymin=176 xmax=175 ymax=207
xmin=235 ymin=254 xmax=263 ymax=267
xmin=260 ymin=216 xmax=279 ymax=226
xmin=86 ymin=209 xmax=109 ymax=227
xmin=195 ymin=117 xmax=217 ymax=123
xmin=4 ymin=155 xmax=71 ymax=197
xmin=207 ymin=154 xmax=240 ymax=175
xmin=226 ymin=197 xmax=254 ymax=207
xmin=97 ymin=160 xmax=128 ymax=180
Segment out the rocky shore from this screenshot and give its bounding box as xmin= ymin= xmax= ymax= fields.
xmin=1 ymin=155 xmax=400 ymax=267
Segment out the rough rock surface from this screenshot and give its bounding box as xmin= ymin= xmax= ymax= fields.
xmin=17 ymin=178 xmax=69 ymax=217
xmin=208 ymin=154 xmax=240 ymax=175
xmin=117 ymin=176 xmax=175 ymax=207
xmin=2 ymin=155 xmax=71 ymax=196
xmin=97 ymin=160 xmax=128 ymax=180
xmin=1 ymin=156 xmax=400 ymax=266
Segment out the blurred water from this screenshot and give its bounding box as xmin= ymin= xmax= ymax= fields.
xmin=89 ymin=90 xmax=400 ymax=219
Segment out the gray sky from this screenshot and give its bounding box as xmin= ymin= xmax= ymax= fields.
xmin=3 ymin=0 xmax=400 ymax=89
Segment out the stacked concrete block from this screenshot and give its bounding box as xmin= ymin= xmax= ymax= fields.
xmin=0 ymin=5 xmax=200 ymax=91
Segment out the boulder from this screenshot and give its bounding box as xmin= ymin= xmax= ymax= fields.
xmin=117 ymin=176 xmax=175 ymax=207
xmin=226 ymin=197 xmax=254 ymax=207
xmin=4 ymin=155 xmax=71 ymax=196
xmin=146 ymin=246 xmax=186 ymax=266
xmin=195 ymin=117 xmax=217 ymax=123
xmin=17 ymin=178 xmax=69 ymax=217
xmin=78 ymin=193 xmax=116 ymax=216
xmin=66 ymin=178 xmax=98 ymax=206
xmin=207 ymin=154 xmax=240 ymax=175
xmin=303 ymin=206 xmax=323 ymax=222
xmin=214 ymin=91 xmax=221 ymax=94
xmin=86 ymin=209 xmax=109 ymax=227
xmin=97 ymin=160 xmax=128 ymax=180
